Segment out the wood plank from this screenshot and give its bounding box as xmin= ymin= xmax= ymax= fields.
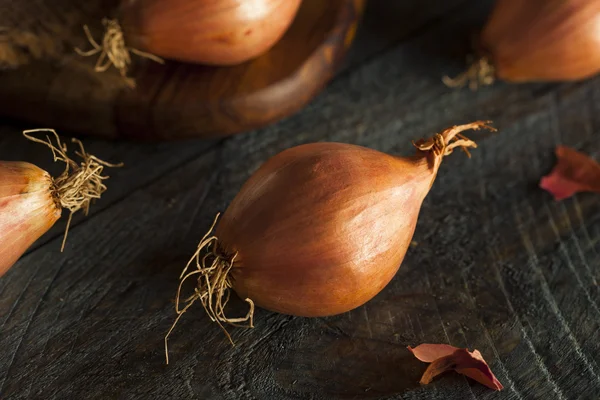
xmin=342 ymin=0 xmax=485 ymax=71
xmin=0 ymin=0 xmax=599 ymax=399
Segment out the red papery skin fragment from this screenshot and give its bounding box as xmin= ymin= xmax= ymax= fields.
xmin=539 ymin=146 xmax=600 ymax=200
xmin=408 ymin=344 xmax=503 ymax=391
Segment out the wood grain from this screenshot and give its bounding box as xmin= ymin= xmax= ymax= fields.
xmin=0 ymin=0 xmax=364 ymax=140
xmin=1 ymin=0 xmax=600 ymax=399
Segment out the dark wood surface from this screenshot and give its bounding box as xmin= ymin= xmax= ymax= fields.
xmin=1 ymin=1 xmax=599 ymax=399
xmin=0 ymin=0 xmax=363 ymax=140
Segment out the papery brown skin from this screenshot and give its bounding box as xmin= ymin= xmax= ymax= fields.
xmin=0 ymin=162 xmax=61 ymax=277
xmin=215 ymin=143 xmax=439 ymax=317
xmin=482 ymin=0 xmax=600 ymax=82
xmin=540 ymin=146 xmax=600 ymax=200
xmin=120 ymin=0 xmax=302 ymax=65
xmin=409 ymin=344 xmax=504 ymax=391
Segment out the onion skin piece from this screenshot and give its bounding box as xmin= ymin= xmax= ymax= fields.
xmin=120 ymin=0 xmax=302 ymax=65
xmin=0 ymin=162 xmax=61 ymax=277
xmin=407 ymin=343 xmax=458 ymax=362
xmin=217 ymin=144 xmax=440 ymax=317
xmin=481 ymin=0 xmax=600 ymax=82
xmin=408 ymin=344 xmax=504 ymax=391
xmin=539 ymin=146 xmax=600 ymax=200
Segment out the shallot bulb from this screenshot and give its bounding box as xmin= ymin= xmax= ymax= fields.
xmin=0 ymin=130 xmax=121 ymax=277
xmin=445 ymin=0 xmax=600 ymax=89
xmin=0 ymin=162 xmax=61 ymax=277
xmin=165 ymin=121 xmax=496 ymax=361
xmin=77 ymin=0 xmax=302 ymax=82
xmin=121 ymin=0 xmax=302 ymax=65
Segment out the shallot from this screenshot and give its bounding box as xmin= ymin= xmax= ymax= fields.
xmin=445 ymin=0 xmax=600 ymax=89
xmin=77 ymin=0 xmax=302 ymax=82
xmin=165 ymin=121 xmax=496 ymax=362
xmin=0 ymin=130 xmax=121 ymax=277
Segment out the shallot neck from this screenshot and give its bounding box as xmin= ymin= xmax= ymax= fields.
xmin=413 ymin=121 xmax=496 ymax=174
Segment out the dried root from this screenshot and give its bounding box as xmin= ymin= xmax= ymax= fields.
xmin=22 ymin=129 xmax=123 ymax=251
xmin=75 ymin=18 xmax=164 ymax=87
xmin=164 ymin=213 xmax=255 ymax=364
xmin=442 ymin=57 xmax=496 ymax=91
xmin=414 ymin=121 xmax=497 ymax=172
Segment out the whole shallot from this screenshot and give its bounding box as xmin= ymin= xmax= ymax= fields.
xmin=165 ymin=121 xmax=496 ymax=363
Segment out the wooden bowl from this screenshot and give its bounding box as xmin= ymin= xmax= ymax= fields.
xmin=0 ymin=0 xmax=364 ymax=140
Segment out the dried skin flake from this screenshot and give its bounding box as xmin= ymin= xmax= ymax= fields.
xmin=408 ymin=344 xmax=503 ymax=391
xmin=540 ymin=146 xmax=600 ymax=200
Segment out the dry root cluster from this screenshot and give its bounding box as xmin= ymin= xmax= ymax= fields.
xmin=23 ymin=129 xmax=122 ymax=251
xmin=164 ymin=213 xmax=254 ymax=364
xmin=75 ymin=18 xmax=163 ymax=87
xmin=443 ymin=57 xmax=496 ymax=91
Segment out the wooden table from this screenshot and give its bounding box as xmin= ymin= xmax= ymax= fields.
xmin=1 ymin=1 xmax=599 ymax=399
